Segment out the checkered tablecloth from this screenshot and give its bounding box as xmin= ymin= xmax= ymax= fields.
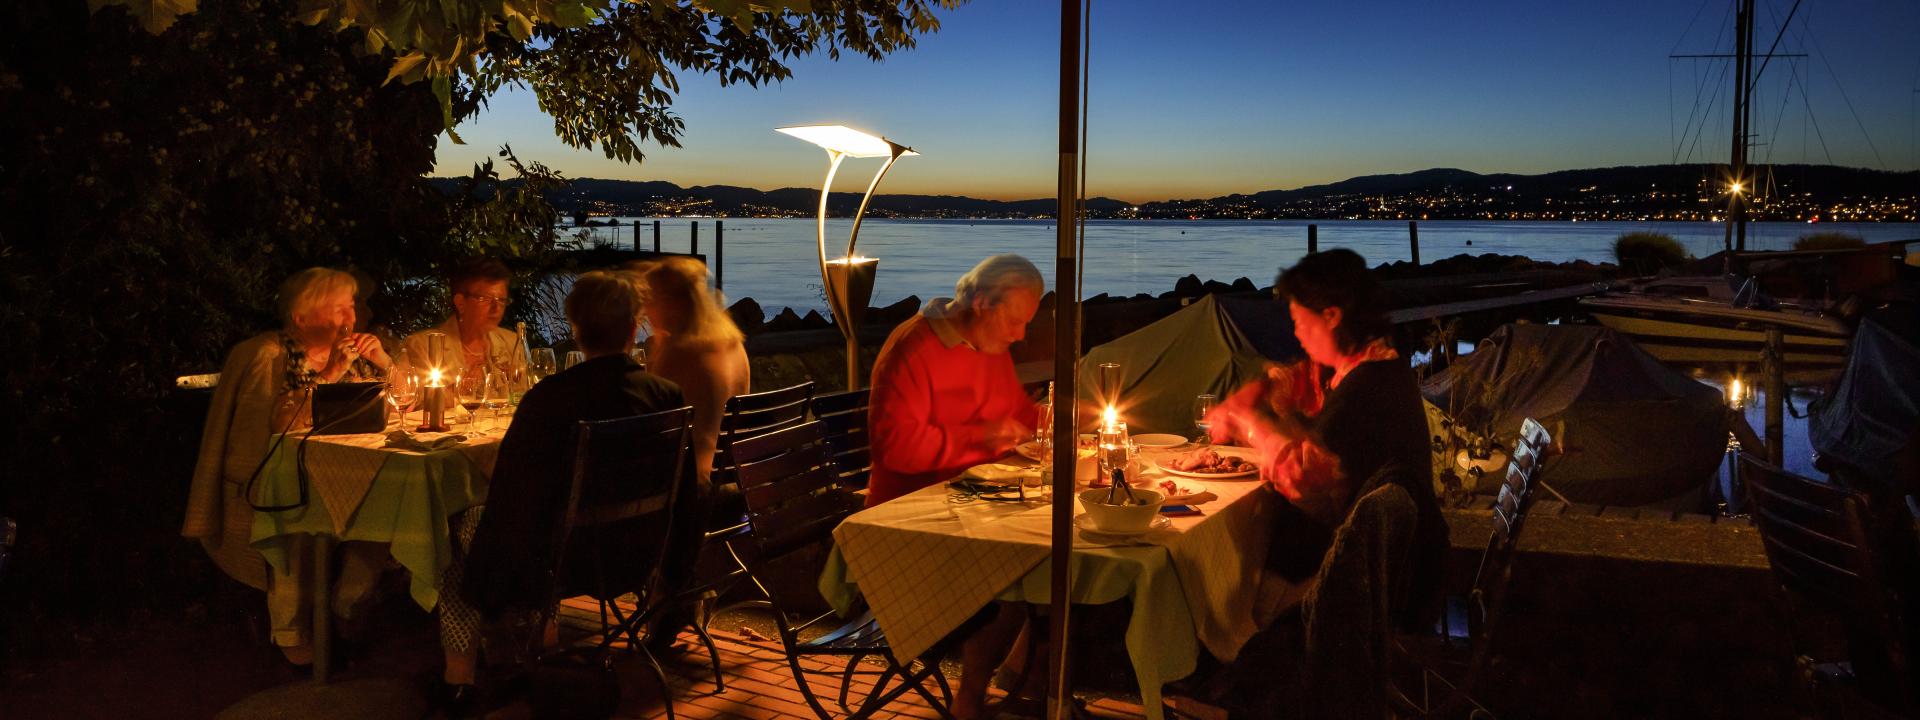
xmin=828 ymin=447 xmax=1276 ymax=718
xmin=251 ymin=415 xmax=505 ymax=609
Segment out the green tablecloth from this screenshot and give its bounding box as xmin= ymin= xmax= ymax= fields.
xmin=250 ymin=431 xmax=497 ymax=609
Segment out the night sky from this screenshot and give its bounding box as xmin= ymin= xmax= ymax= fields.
xmin=431 ymin=0 xmax=1920 ymax=201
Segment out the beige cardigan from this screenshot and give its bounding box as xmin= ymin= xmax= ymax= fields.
xmin=181 ymin=333 xmax=286 ymax=590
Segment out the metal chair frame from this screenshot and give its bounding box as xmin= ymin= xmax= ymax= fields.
xmin=729 ymin=419 xmax=955 ymax=720
xmin=1390 ymin=417 xmax=1552 ymax=719
xmin=535 ymin=406 xmax=694 ymax=720
xmin=673 ymin=381 xmax=816 ymax=690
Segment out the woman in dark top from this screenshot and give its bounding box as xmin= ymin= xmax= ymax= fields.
xmin=1207 ymin=249 xmax=1446 ymax=625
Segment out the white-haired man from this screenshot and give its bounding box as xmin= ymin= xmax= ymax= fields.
xmin=866 ymin=254 xmax=1046 ymax=718
xmin=867 ymin=253 xmax=1043 ymax=506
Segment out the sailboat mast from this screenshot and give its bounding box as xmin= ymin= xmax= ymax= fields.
xmin=1730 ymin=0 xmax=1754 ymax=251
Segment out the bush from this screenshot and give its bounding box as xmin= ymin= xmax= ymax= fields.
xmin=1612 ymin=232 xmax=1691 ymax=275
xmin=1793 ymin=232 xmax=1867 ymax=252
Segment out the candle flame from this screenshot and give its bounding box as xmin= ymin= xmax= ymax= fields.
xmin=1728 ymin=378 xmax=1743 ymax=405
xmin=1102 ymin=405 xmax=1118 ymax=430
xmin=428 ymin=368 xmax=444 ymax=387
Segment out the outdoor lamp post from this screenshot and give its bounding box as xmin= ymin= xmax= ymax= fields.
xmin=776 ymin=124 xmax=918 ymax=390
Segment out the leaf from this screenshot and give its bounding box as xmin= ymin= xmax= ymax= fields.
xmin=549 ymin=0 xmax=596 ymax=28
xmin=88 ymin=0 xmax=200 ymax=34
xmin=384 ymin=52 xmax=430 ymax=85
xmin=433 ymin=76 xmax=466 ymax=144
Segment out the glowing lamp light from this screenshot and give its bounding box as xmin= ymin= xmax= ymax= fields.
xmin=1727 ymin=378 xmax=1746 ymax=409
xmin=1729 ymin=181 xmax=1744 ymax=195
xmin=776 ymin=125 xmax=920 ymax=159
xmin=1102 ymin=405 xmax=1119 ymax=432
xmin=427 ymin=368 xmax=445 ymax=388
xmin=778 ymin=124 xmax=917 ymax=391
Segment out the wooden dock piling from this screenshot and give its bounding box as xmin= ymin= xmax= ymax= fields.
xmin=1308 ymin=223 xmax=1318 ymax=254
xmin=652 ymin=220 xmax=661 ymax=252
xmin=1409 ymin=220 xmax=1421 ymax=265
xmin=690 ymin=220 xmax=699 ymax=255
xmin=715 ymin=220 xmax=724 ymax=289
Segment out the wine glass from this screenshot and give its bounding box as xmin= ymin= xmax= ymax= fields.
xmin=455 ymin=371 xmax=487 ymax=429
xmin=562 ymin=350 xmax=585 ymax=371
xmin=529 ymin=348 xmax=557 ymax=383
xmin=1193 ymin=393 xmax=1218 ymax=445
xmin=628 ymin=346 xmax=648 ymax=370
xmin=387 ymin=365 xmax=419 ymax=429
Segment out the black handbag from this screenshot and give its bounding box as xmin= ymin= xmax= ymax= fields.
xmin=311 ymin=381 xmax=387 ymax=435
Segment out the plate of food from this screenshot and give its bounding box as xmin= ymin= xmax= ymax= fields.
xmin=1158 ymin=446 xmax=1259 ymax=478
xmin=1129 ymin=433 xmax=1189 ymax=450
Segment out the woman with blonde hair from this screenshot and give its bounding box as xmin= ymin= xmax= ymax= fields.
xmin=183 ymin=267 xmax=393 ymax=666
xmin=642 ymin=256 xmax=750 ymax=488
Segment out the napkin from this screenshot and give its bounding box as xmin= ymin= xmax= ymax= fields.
xmin=383 ymin=430 xmax=469 ymax=452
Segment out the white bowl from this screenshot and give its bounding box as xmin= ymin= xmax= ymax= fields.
xmin=1078 ymin=488 xmax=1166 ymax=533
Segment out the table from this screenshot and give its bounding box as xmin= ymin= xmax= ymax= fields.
xmin=250 ymin=413 xmax=506 ymax=678
xmin=821 ymin=446 xmax=1279 ymax=719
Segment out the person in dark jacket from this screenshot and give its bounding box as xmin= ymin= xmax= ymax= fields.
xmin=1206 ymin=249 xmax=1447 ymax=628
xmin=437 ymin=271 xmax=695 ymax=709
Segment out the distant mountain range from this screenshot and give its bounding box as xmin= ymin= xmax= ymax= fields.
xmin=431 ymin=163 xmax=1920 ymax=221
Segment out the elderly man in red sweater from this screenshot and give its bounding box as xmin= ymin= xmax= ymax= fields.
xmin=867 ymin=253 xmax=1042 ymax=506
xmin=866 ymin=253 xmax=1044 ymax=718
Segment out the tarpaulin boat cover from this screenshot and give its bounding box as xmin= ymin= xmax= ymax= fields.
xmin=1810 ymin=304 xmax=1920 ymax=494
xmin=1422 ymin=323 xmax=1727 ymax=506
xmin=1076 ymin=294 xmax=1304 ymax=434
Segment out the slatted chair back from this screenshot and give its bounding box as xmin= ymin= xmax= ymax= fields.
xmin=730 ymin=420 xmax=862 ymax=593
xmin=1741 ymin=453 xmax=1915 ymax=713
xmin=546 ymin=406 xmax=695 ymax=607
xmin=712 ymin=381 xmax=815 ymax=490
xmin=1393 ymin=417 xmax=1553 ymax=718
xmin=731 ymin=420 xmax=950 ymax=720
xmin=810 ymin=388 xmax=873 ymax=490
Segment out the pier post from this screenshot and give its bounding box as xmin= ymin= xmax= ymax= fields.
xmin=653 ymin=220 xmax=661 ymax=253
xmin=1764 ymin=328 xmax=1785 ymax=466
xmin=715 ymin=220 xmax=724 ymax=289
xmin=690 ymin=220 xmax=699 ymax=256
xmin=632 ymin=220 xmax=641 ymax=252
xmin=1308 ymin=223 xmax=1318 ymax=254
xmin=1408 ymin=221 xmax=1421 ymax=265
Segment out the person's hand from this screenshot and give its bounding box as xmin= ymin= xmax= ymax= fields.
xmin=1207 ymin=378 xmax=1274 ymax=444
xmin=974 ymin=417 xmax=1030 ymax=455
xmin=347 ymin=333 xmax=391 ymax=371
xmin=320 ymin=338 xmax=358 ymax=382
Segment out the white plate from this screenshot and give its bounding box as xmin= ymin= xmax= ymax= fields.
xmin=1073 ymin=513 xmax=1171 ymax=537
xmin=1130 ymin=433 xmax=1189 ymax=449
xmin=1158 ymin=464 xmax=1258 ymax=479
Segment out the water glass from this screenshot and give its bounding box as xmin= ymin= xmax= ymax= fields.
xmin=1193 ymin=393 xmax=1218 ymax=445
xmin=482 ymin=370 xmax=511 ymax=426
xmin=530 ymin=348 xmax=557 ymax=381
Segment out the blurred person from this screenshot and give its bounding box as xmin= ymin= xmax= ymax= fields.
xmin=641 ymin=257 xmax=750 ymax=491
xmin=183 ymin=267 xmax=392 ymax=666
xmin=1205 ymin=249 xmax=1446 ymax=623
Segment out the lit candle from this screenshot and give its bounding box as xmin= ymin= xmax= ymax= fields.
xmin=1102 ymin=405 xmax=1119 ymax=432
xmin=419 ymin=366 xmax=450 ymax=432
xmin=1727 ymin=378 xmax=1744 ymax=408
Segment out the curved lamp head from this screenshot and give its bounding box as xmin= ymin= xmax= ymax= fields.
xmin=776 ymin=125 xmax=918 ymax=159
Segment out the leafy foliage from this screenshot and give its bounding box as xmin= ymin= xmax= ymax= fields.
xmin=90 ymin=0 xmax=958 ymax=162
xmin=0 ymin=0 xmax=558 ymax=642
xmin=1611 ymin=231 xmax=1690 ymax=276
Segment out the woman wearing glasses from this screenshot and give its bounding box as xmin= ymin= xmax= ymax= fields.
xmin=402 ymin=258 xmax=528 ymax=380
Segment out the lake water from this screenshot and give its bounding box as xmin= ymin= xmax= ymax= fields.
xmin=573 ymin=218 xmax=1920 ymax=315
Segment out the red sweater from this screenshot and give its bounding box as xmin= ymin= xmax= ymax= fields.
xmin=866 ymin=301 xmax=1036 ymax=506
